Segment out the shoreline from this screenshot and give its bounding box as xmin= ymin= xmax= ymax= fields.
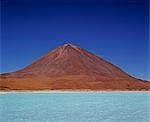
xmin=0 ymin=90 xmax=150 ymax=94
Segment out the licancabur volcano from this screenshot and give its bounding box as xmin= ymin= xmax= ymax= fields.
xmin=0 ymin=44 xmax=149 ymax=91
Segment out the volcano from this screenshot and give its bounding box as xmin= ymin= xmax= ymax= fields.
xmin=0 ymin=44 xmax=149 ymax=91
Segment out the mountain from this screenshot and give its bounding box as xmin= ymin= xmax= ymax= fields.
xmin=0 ymin=44 xmax=149 ymax=91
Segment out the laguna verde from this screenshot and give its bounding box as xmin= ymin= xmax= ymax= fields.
xmin=0 ymin=92 xmax=149 ymax=122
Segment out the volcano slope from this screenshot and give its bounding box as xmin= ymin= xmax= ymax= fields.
xmin=0 ymin=44 xmax=149 ymax=91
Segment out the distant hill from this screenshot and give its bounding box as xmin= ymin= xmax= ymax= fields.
xmin=0 ymin=44 xmax=149 ymax=91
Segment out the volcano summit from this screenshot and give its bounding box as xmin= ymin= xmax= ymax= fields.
xmin=0 ymin=44 xmax=149 ymax=91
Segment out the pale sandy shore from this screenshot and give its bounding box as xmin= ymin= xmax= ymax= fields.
xmin=0 ymin=90 xmax=150 ymax=94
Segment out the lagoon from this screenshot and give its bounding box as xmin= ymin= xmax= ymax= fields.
xmin=0 ymin=92 xmax=149 ymax=122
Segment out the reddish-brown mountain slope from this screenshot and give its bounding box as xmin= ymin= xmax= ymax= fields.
xmin=0 ymin=44 xmax=149 ymax=91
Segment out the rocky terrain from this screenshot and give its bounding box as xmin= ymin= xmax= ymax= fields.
xmin=0 ymin=44 xmax=149 ymax=91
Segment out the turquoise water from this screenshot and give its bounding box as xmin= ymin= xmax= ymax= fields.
xmin=0 ymin=92 xmax=149 ymax=122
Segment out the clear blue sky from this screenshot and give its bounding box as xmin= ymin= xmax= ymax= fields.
xmin=1 ymin=0 xmax=149 ymax=80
